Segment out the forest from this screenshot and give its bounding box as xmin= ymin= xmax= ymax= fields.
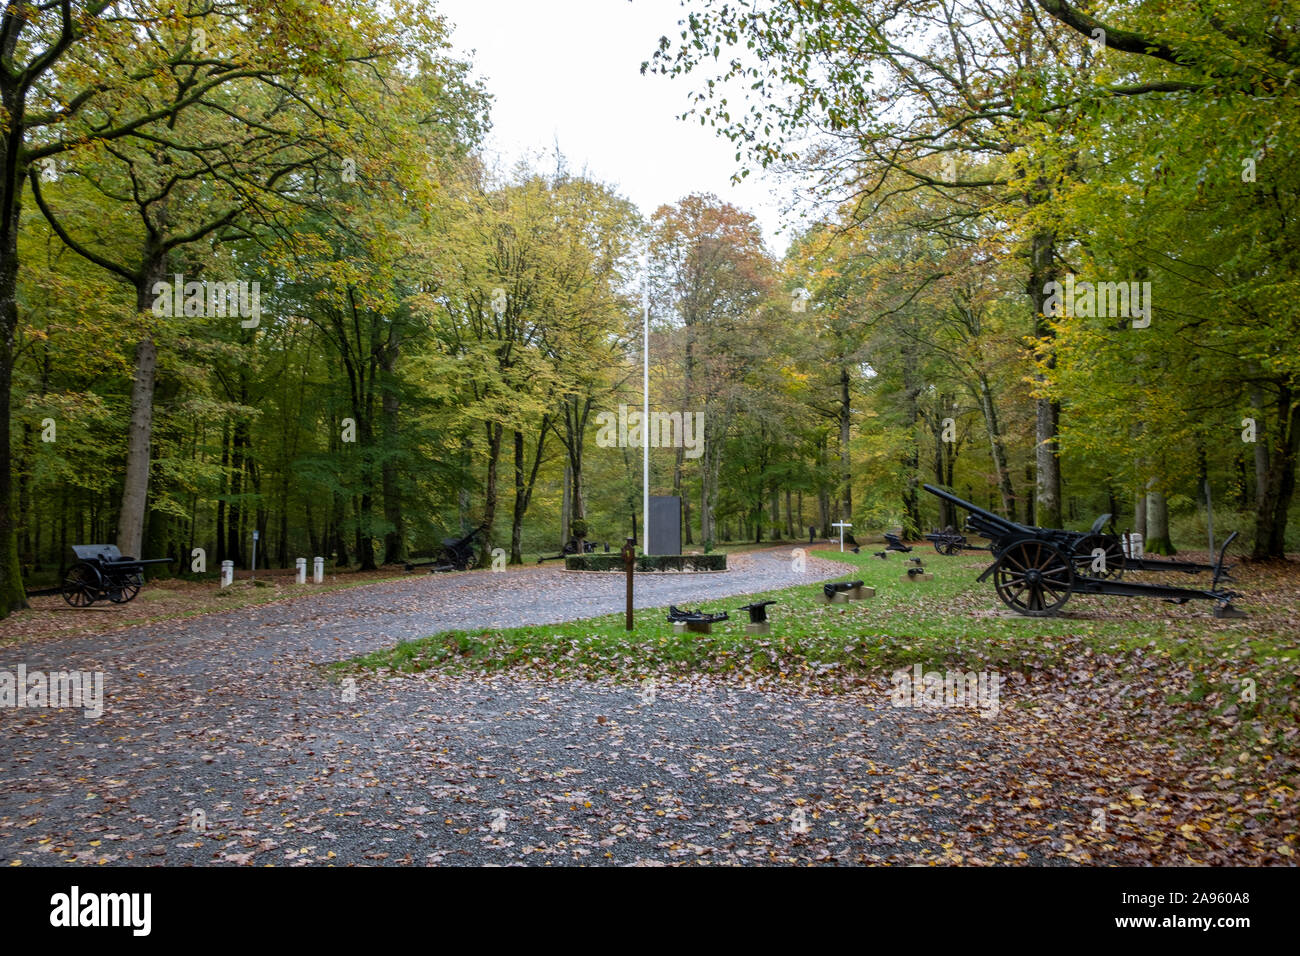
xmin=2 ymin=0 xmax=1296 ymax=619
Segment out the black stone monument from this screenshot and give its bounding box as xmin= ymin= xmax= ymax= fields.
xmin=648 ymin=495 xmax=682 ymax=556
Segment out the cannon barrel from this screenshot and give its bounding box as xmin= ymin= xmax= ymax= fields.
xmin=922 ymin=483 xmax=998 ymax=518
xmin=922 ymin=483 xmax=1030 ymax=538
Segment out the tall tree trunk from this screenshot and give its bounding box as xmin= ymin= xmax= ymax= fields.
xmin=510 ymin=424 xmax=550 ymax=565
xmin=116 ymin=334 xmax=157 ymax=558
xmin=357 ymin=492 xmax=376 ymax=570
xmin=1145 ymin=489 xmax=1174 ymax=555
xmin=381 ymin=337 xmax=404 ymax=565
xmin=900 ymin=342 xmax=922 ymax=537
xmin=115 ymin=259 xmax=168 ymax=558
xmin=933 ymin=424 xmax=953 ymax=529
xmin=674 ymin=445 xmax=691 ymax=545
xmin=226 ymin=415 xmax=249 ymax=566
xmin=561 ymin=461 xmax=572 ymax=550
xmin=0 ymin=109 xmax=27 ymax=615
xmin=479 ymin=421 xmax=503 ymax=567
xmin=277 ymin=466 xmax=289 ymax=568
xmin=306 ymin=496 xmax=320 ymax=559
xmin=17 ymin=419 xmax=32 ymax=564
xmin=216 ymin=423 xmax=229 ymax=564
xmin=975 ymin=374 xmax=1017 ymax=521
xmin=561 ymin=396 xmax=590 ymax=546
xmin=511 ymin=430 xmax=526 ymax=564
xmin=332 ymin=487 xmax=350 ymax=567
xmin=817 ymin=437 xmax=831 ymax=537
xmin=1254 ymin=384 xmax=1299 ymax=559
xmin=1029 ymin=227 xmax=1062 ymax=528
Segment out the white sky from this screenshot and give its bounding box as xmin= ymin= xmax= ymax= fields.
xmin=434 ymin=0 xmax=805 ymax=255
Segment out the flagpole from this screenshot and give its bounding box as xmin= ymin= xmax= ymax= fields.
xmin=642 ymin=240 xmax=651 ymax=556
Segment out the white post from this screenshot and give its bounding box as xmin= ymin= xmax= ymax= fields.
xmin=220 ymin=560 xmax=234 ymax=588
xmin=832 ymin=521 xmax=852 ymax=552
xmin=313 ymin=556 xmax=324 ymax=584
xmin=250 ymin=529 xmax=259 ymax=581
xmin=642 ymin=240 xmax=651 ymax=557
xmin=296 ymin=557 xmax=307 ymax=584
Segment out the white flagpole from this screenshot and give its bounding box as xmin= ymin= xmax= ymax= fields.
xmin=642 ymin=241 xmax=651 ymax=555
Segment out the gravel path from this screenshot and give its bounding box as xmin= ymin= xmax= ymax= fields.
xmin=3 ymin=547 xmax=1022 ymax=866
xmin=4 ymin=668 xmax=1027 ymax=866
xmin=7 ymin=546 xmax=845 ymax=679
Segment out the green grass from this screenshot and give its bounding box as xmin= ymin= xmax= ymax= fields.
xmin=333 ymin=548 xmax=1275 ymax=679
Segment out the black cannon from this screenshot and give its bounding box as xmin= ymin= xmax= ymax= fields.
xmin=55 ymin=544 xmax=174 ymax=607
xmin=924 ymin=525 xmax=991 ymax=556
xmin=739 ymin=600 xmax=777 ymax=624
xmin=883 ymin=533 xmax=912 ymax=553
xmin=923 ymin=484 xmax=1244 ymax=618
xmin=405 ymin=524 xmax=486 ymax=573
xmin=823 ymin=579 xmax=865 ymax=599
xmin=927 ymin=499 xmax=1226 ymax=582
xmin=537 ymin=538 xmax=603 ymax=563
xmin=667 ymin=605 xmax=729 ymax=624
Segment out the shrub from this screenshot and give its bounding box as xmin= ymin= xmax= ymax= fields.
xmin=565 ymin=553 xmax=727 ymax=572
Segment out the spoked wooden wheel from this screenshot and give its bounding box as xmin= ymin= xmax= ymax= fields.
xmin=61 ymin=562 xmax=101 ymax=607
xmin=1070 ymin=533 xmax=1125 ymax=581
xmin=993 ymin=539 xmax=1074 ymax=617
xmin=934 ymin=540 xmax=960 ymax=556
xmin=108 ymin=570 xmax=144 ymax=604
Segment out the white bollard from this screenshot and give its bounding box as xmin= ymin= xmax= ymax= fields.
xmin=296 ymin=557 xmax=307 ymax=584
xmin=313 ymin=556 xmax=324 ymax=584
xmin=220 ymin=560 xmax=234 ymax=588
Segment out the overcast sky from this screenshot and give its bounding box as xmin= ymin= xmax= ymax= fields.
xmin=434 ymin=0 xmax=805 ymax=255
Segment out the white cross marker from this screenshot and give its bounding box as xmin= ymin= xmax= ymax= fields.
xmin=831 ymin=521 xmax=853 ymax=552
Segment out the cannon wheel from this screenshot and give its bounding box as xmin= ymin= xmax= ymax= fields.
xmin=432 ymin=545 xmax=471 ymax=572
xmin=993 ymin=540 xmax=1074 ymax=617
xmin=1070 ymin=533 xmax=1125 ymax=581
xmin=107 ymin=569 xmax=144 ymax=604
xmin=61 ymin=562 xmax=102 ymax=607
xmin=933 ymin=539 xmax=961 ymax=556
